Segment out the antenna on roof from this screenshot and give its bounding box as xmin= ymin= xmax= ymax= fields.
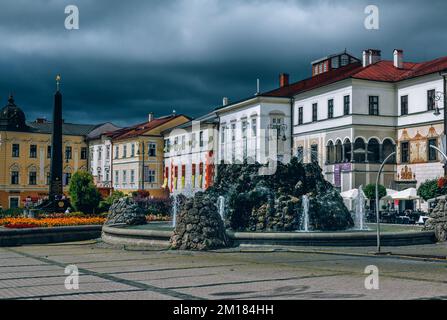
xmin=172 ymin=109 xmax=176 ymax=116
xmin=255 ymin=78 xmax=260 ymax=96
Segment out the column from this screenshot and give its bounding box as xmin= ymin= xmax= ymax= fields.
xmin=365 ymin=143 xmax=369 ymax=163
xmin=379 ymin=143 xmax=384 ymax=163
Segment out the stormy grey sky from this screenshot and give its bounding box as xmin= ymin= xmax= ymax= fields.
xmin=1 ymin=0 xmax=446 ymax=126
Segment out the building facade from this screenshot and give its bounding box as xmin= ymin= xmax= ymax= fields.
xmin=264 ymin=49 xmax=447 ymax=192
xmin=87 ymin=123 xmax=121 ymax=193
xmin=216 ymin=92 xmax=292 ymax=165
xmin=0 ymin=96 xmax=105 ymax=209
xmin=163 ymin=112 xmax=219 ymax=194
xmin=111 ymin=113 xmax=190 ymax=197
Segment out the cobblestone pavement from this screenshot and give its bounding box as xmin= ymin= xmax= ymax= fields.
xmin=0 ymin=241 xmax=446 ymax=300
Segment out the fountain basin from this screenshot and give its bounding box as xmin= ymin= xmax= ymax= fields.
xmin=102 ymin=222 xmax=435 ymax=248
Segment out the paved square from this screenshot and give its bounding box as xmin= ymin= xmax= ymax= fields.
xmin=0 ymin=241 xmax=446 ymax=300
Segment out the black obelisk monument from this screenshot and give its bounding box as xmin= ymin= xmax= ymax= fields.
xmin=49 ymin=75 xmax=63 ymax=201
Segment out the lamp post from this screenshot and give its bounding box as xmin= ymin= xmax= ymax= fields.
xmin=138 ymin=142 xmax=146 ymax=191
xmin=433 ymin=70 xmax=447 ymax=176
xmin=375 ymin=151 xmax=396 ymax=254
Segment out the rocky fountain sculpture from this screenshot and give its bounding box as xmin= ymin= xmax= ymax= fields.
xmin=424 ymin=198 xmax=447 ymax=242
xmin=105 ymin=197 xmax=147 ymax=226
xmin=169 ymin=158 xmax=354 ymax=250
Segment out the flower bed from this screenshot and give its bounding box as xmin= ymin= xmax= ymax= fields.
xmin=0 ymin=217 xmax=106 ymax=229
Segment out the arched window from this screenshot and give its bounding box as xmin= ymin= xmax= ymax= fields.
xmin=326 ymin=141 xmax=334 ymax=164
xmin=335 ymin=140 xmax=343 ymax=163
xmin=383 ymin=139 xmax=395 ymax=163
xmin=368 ymin=138 xmax=380 ymax=163
xmin=344 ymin=139 xmax=352 ymax=162
xmin=353 ymin=138 xmax=366 ymax=163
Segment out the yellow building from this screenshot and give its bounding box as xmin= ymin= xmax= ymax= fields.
xmin=0 ymin=96 xmax=104 ymax=209
xmin=111 ymin=113 xmax=190 ymax=198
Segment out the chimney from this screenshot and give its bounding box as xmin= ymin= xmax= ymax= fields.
xmin=362 ymin=49 xmax=381 ymax=67
xmin=148 ymin=112 xmax=154 ymax=122
xmin=222 ymin=97 xmax=229 ymax=106
xmin=393 ymin=49 xmax=403 ymax=69
xmin=279 ymin=73 xmax=289 ymax=87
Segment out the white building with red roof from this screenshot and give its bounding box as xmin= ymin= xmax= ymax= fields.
xmin=261 ymin=49 xmax=447 ymax=206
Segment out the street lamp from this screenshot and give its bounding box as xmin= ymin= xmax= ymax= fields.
xmin=137 ymin=142 xmax=146 ymax=191
xmin=375 ymin=151 xmax=396 ymax=254
xmin=432 ymin=70 xmax=447 ymax=175
xmin=268 ymin=123 xmax=288 ymax=161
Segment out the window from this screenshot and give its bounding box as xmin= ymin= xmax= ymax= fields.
xmin=130 ymin=170 xmax=135 ymax=184
xmin=312 ymin=103 xmax=318 ymax=122
xmin=164 ymin=139 xmax=170 ymax=152
xmin=81 ymin=147 xmax=87 ymax=160
xmin=148 ymin=142 xmax=157 ymax=157
xmin=9 ymin=197 xmax=19 ymax=209
xmin=11 ymin=171 xmax=19 ymax=185
xmin=46 ymin=172 xmax=50 ymax=185
xmin=114 ymin=171 xmax=119 ymax=184
xmin=122 ymin=170 xmax=127 ymax=184
xmin=297 ymin=107 xmax=303 ymax=125
xmin=428 ymin=89 xmax=436 ymax=111
xmin=181 ymin=136 xmax=186 ymax=151
xmin=131 ymin=144 xmax=135 ymax=157
xmin=98 ymin=147 xmax=102 ymax=160
xmin=29 ymin=172 xmax=37 ymax=185
xmin=251 ymin=118 xmax=257 ymax=136
xmin=106 ymin=146 xmax=110 ymax=159
xmin=296 ymin=146 xmax=304 ymax=162
xmin=231 ymin=123 xmax=236 ymax=141
xmin=401 ymin=142 xmax=409 ymax=163
xmin=311 ymin=144 xmax=319 ymax=163
xmin=369 ymin=96 xmax=379 ymax=115
xmin=199 ymin=131 xmax=204 ymax=148
xmin=344 ymin=95 xmax=350 ymax=115
xmin=65 ymin=146 xmax=72 ymax=160
xmin=64 ymin=173 xmax=72 ymax=186
xmin=401 ymin=95 xmax=409 ymax=115
xmin=12 ymin=144 xmax=19 ymax=157
xmin=221 ymin=127 xmax=225 ymax=144
xmin=29 ymin=145 xmax=37 ymax=158
xmin=123 ymin=145 xmax=127 ymax=158
xmin=428 ymin=139 xmax=438 ymax=161
xmin=47 ymin=146 xmax=52 ymax=159
xmin=115 ymin=146 xmax=119 ymax=159
xmin=144 ymin=168 xmax=156 ymax=183
xmin=328 ymin=99 xmax=334 ymax=119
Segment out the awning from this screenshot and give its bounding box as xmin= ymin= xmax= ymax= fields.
xmin=391 ymin=188 xmax=420 ymax=200
xmin=381 ymin=189 xmax=398 ymax=201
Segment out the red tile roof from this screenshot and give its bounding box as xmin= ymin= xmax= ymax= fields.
xmin=109 ymin=115 xmax=186 ymax=141
xmin=263 ymin=56 xmax=447 ymax=98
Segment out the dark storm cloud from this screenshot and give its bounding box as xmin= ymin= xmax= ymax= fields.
xmin=0 ymin=0 xmax=446 ymax=126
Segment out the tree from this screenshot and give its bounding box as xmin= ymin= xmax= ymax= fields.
xmin=363 ymin=184 xmax=386 ymax=201
xmin=68 ymin=171 xmax=101 ymax=214
xmin=418 ymin=179 xmax=441 ymax=201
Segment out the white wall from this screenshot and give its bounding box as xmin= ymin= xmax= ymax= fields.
xmin=218 ymin=98 xmax=291 ymax=164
